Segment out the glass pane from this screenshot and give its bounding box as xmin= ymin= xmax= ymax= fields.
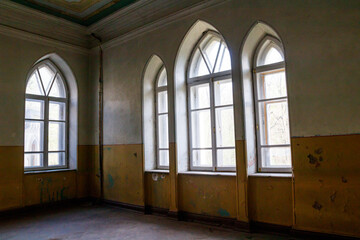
xmin=159 ymin=150 xmax=169 ymax=167
xmin=215 ymin=107 xmax=235 ymax=147
xmin=214 ymin=79 xmax=233 ymax=106
xmin=157 ymin=91 xmax=168 ymax=114
xmin=26 ymin=71 xmax=44 ymax=95
xmin=24 ymin=121 xmax=44 ymax=152
xmin=48 ymin=122 xmax=66 ymax=151
xmin=200 ymin=36 xmax=221 ymax=72
xmin=24 ymin=153 xmax=43 ymax=168
xmin=264 ymin=47 xmax=283 ymax=65
xmin=48 ymin=152 xmax=66 ymax=166
xmin=190 ymin=83 xmax=210 ymax=110
xmin=214 ymin=42 xmax=231 ymax=72
xmin=258 ymin=100 xmax=290 ymax=145
xmin=25 ymin=99 xmax=44 ymax=120
xmin=49 ymin=74 xmax=66 ymax=98
xmin=191 ymin=109 xmax=212 ymax=148
xmin=217 ymin=149 xmax=236 ymax=167
xmin=257 ymin=70 xmax=287 ymax=100
xmin=38 ymin=65 xmax=55 ymax=95
xmin=189 ymin=48 xmax=210 ymax=78
xmin=49 ymin=101 xmax=66 ymax=121
xmin=157 ymin=114 xmax=169 ymax=149
xmin=192 ymin=149 xmax=212 ymax=167
xmin=157 ymin=68 xmax=167 ymax=87
xmin=261 ymin=147 xmax=291 ymax=167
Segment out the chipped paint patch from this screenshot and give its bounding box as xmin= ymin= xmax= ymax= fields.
xmin=312 ymin=201 xmax=322 ymax=211
xmin=218 ymin=208 xmax=230 ymax=217
xmin=107 ymin=174 xmax=114 ymax=188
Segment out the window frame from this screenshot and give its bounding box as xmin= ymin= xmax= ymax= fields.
xmin=252 ymin=35 xmax=292 ymax=173
xmin=187 ymin=31 xmax=236 ymax=172
xmin=24 ymin=59 xmax=69 ymax=172
xmin=155 ymin=66 xmax=169 ymax=170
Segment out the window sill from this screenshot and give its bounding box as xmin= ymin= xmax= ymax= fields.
xmin=24 ymin=168 xmax=76 ymax=175
xmin=248 ymin=172 xmax=292 ymax=178
xmin=145 ymin=169 xmax=169 ymax=174
xmin=179 ymin=171 xmax=236 ymax=177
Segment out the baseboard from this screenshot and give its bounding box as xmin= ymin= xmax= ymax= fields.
xmin=102 ymin=199 xmax=145 ymax=212
xmin=144 ymin=205 xmax=169 ymax=216
xmin=178 ymin=211 xmax=250 ymax=232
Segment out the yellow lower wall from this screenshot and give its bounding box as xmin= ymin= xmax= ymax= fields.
xmin=248 ymin=176 xmax=293 ymax=226
xmin=178 ymin=174 xmax=237 ymax=218
xmin=292 ymin=134 xmax=360 ymax=237
xmin=144 ymin=172 xmax=170 ymax=209
xmin=103 ymin=144 xmax=144 ymax=206
xmin=0 ymin=145 xmax=95 ymax=211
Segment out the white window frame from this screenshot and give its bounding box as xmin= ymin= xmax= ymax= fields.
xmin=24 ymin=60 xmax=69 ymax=172
xmin=187 ymin=31 xmax=236 ymax=172
xmin=155 ymin=66 xmax=169 ymax=170
xmin=253 ymin=36 xmax=292 ymax=173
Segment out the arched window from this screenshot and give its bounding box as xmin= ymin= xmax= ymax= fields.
xmin=187 ymin=31 xmax=235 ymax=171
xmin=24 ymin=60 xmax=68 ymax=170
xmin=253 ymin=36 xmax=291 ymax=172
xmin=155 ymin=66 xmax=169 ymax=169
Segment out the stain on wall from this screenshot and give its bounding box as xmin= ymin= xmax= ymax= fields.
xmin=248 ymin=176 xmax=293 ymax=226
xmin=292 ymin=135 xmax=360 ymax=237
xmin=145 ymin=172 xmax=170 ymax=209
xmin=178 ymin=174 xmax=237 ymax=218
xmin=103 ymin=144 xmax=144 ymax=206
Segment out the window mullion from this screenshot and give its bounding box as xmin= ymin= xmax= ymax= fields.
xmin=209 ymin=78 xmax=217 ymax=171
xmin=44 ymin=98 xmax=49 ymax=168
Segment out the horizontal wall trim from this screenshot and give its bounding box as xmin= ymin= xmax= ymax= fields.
xmin=292 ymin=133 xmax=360 ymax=139
xmin=102 ymin=199 xmax=145 ymax=212
xmin=0 ymin=23 xmax=90 ymax=55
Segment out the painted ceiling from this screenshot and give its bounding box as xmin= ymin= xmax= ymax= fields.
xmin=10 ymin=0 xmax=137 ymax=26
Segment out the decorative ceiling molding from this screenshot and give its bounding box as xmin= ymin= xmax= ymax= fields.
xmin=0 ymin=0 xmax=90 ymax=48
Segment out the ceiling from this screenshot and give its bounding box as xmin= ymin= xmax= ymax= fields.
xmin=10 ymin=0 xmax=137 ymax=26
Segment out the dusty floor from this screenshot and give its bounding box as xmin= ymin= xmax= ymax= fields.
xmin=0 ymin=204 xmax=300 ymax=240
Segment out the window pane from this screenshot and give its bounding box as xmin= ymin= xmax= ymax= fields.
xmin=264 ymin=47 xmax=283 ymax=65
xmin=157 ymin=68 xmax=167 ymax=87
xmin=217 ymin=149 xmax=236 ymax=167
xmin=192 ymin=149 xmax=212 ymax=167
xmin=214 ymin=79 xmax=233 ymax=106
xmin=158 ymin=114 xmax=169 ymax=149
xmin=25 ymin=99 xmax=44 ymax=120
xmin=24 ymin=153 xmax=43 ymax=168
xmin=159 ymin=150 xmax=169 ymax=167
xmin=190 ymin=83 xmax=210 ymax=109
xmin=38 ymin=65 xmax=55 ymax=95
xmin=201 ymin=37 xmax=220 ymax=72
xmin=24 ymin=121 xmax=44 ymax=152
xmin=48 ymin=152 xmax=65 ymax=166
xmin=48 ymin=122 xmax=66 ymax=151
xmin=215 ymin=107 xmax=235 ymax=147
xmin=157 ymin=91 xmax=168 ymax=114
xmin=49 ymin=74 xmax=66 ymax=98
xmin=26 ymin=71 xmax=44 ymax=96
xmin=189 ymin=48 xmax=210 ymax=78
xmin=49 ymin=101 xmax=66 ymax=121
xmin=191 ymin=109 xmax=212 ymax=148
xmin=257 ymin=70 xmax=287 ymax=100
xmin=258 ymin=100 xmax=290 ymax=145
xmin=261 ymin=147 xmax=291 ymax=167
xmin=214 ymin=42 xmax=231 ymax=72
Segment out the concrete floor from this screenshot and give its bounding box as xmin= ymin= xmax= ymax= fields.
xmin=0 ymin=204 xmax=300 ymax=240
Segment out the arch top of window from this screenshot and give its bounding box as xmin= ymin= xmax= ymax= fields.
xmin=157 ymin=66 xmax=167 ymax=87
xmin=188 ymin=31 xmax=231 ymax=79
xmin=26 ymin=60 xmax=67 ymax=99
xmin=255 ymin=36 xmax=285 ymax=67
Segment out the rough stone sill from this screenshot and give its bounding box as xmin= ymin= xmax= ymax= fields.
xmin=24 ymin=169 xmax=76 ymax=175
xmin=179 ymin=171 xmax=236 ymax=177
xmin=248 ymin=173 xmax=292 ymax=178
xmin=145 ymin=169 xmax=169 ymax=174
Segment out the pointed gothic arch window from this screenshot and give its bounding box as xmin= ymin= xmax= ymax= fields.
xmin=187 ymin=31 xmax=235 ymax=171
xmin=24 ymin=60 xmax=69 ymax=170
